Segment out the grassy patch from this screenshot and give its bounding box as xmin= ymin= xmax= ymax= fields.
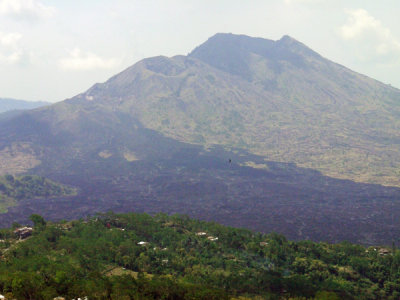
xmin=0 ymin=174 xmax=76 ymax=212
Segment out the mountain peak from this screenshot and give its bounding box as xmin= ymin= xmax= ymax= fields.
xmin=276 ymin=35 xmax=320 ymax=57
xmin=278 ymin=35 xmax=300 ymax=46
xmin=279 ymin=34 xmax=296 ymax=41
xmin=189 ymin=33 xmax=274 ymax=80
xmin=189 ymin=33 xmax=321 ymax=80
xmin=189 ymin=33 xmax=275 ymax=56
xmin=201 ymin=32 xmax=271 ymax=44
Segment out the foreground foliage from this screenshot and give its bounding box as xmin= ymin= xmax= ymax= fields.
xmin=0 ymin=212 xmax=399 ymax=299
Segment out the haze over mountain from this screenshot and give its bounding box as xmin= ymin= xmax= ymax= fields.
xmin=1 ymin=33 xmax=400 ymax=244
xmin=0 ymin=98 xmax=49 ymax=113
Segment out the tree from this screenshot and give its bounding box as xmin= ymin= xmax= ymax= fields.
xmin=11 ymin=222 xmax=21 ymax=229
xmin=30 ymin=214 xmax=47 ymax=229
xmin=4 ymin=174 xmax=14 ymax=183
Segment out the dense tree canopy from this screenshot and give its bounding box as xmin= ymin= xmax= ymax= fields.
xmin=0 ymin=212 xmax=399 ymax=299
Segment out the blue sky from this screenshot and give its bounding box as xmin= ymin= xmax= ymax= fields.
xmin=1 ymin=0 xmax=400 ymax=102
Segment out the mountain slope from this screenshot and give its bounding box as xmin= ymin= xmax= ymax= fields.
xmin=188 ymin=34 xmax=400 ymax=186
xmin=1 ymin=33 xmax=400 ymax=244
xmin=65 ymin=33 xmax=400 ymax=186
xmin=1 ymin=34 xmax=400 ymax=186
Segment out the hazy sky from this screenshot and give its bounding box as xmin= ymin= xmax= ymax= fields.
xmin=1 ymin=0 xmax=400 ymax=102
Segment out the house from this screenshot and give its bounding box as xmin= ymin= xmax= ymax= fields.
xmin=14 ymin=227 xmax=33 ymax=239
xmin=379 ymin=248 xmax=390 ymax=256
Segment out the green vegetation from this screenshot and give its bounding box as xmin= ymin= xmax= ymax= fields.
xmin=0 ymin=212 xmax=400 ymax=299
xmin=0 ymin=174 xmax=76 ymax=212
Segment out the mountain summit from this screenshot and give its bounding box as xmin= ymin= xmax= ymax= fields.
xmin=1 ymin=33 xmax=400 ymax=244
xmin=189 ymin=33 xmax=321 ymax=80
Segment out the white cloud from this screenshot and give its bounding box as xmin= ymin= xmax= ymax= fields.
xmin=340 ymin=9 xmax=400 ymax=62
xmin=0 ymin=32 xmax=21 ymax=46
xmin=284 ymin=0 xmax=323 ymax=4
xmin=0 ymin=0 xmax=55 ymax=20
xmin=59 ymin=48 xmax=119 ymax=71
xmin=0 ymin=31 xmax=23 ymax=64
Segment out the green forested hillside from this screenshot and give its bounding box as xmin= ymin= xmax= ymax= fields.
xmin=0 ymin=175 xmax=76 ymax=213
xmin=0 ymin=212 xmax=399 ymax=299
